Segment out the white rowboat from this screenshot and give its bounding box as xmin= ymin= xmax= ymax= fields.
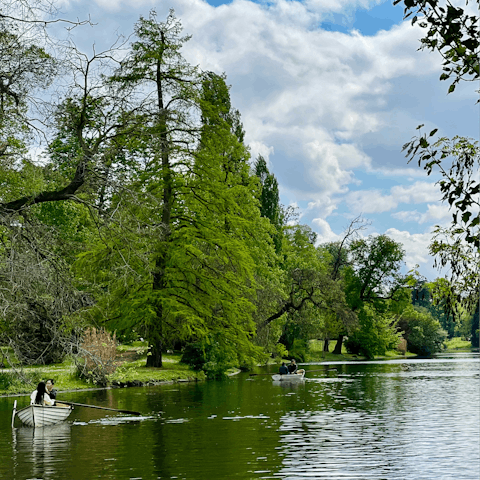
xmin=272 ymin=371 xmax=305 ymax=382
xmin=15 ymin=404 xmax=73 ymax=427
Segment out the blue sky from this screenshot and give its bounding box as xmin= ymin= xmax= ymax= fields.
xmin=54 ymin=0 xmax=478 ymax=279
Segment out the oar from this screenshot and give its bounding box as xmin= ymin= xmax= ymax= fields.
xmin=61 ymin=401 xmax=141 ymax=416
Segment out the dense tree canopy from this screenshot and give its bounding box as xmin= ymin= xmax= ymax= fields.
xmin=0 ymin=5 xmax=474 ymax=376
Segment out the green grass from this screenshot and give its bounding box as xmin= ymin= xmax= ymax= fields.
xmin=444 ymin=337 xmax=472 ymax=351
xmin=305 ymin=339 xmax=355 ymax=362
xmin=109 ymin=352 xmax=205 ymax=383
xmin=304 ymin=339 xmax=415 ymax=362
xmin=0 ymin=363 xmax=88 ymax=396
xmin=0 ymin=347 xmax=203 ymax=396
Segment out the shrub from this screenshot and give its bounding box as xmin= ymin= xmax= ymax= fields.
xmin=181 ymin=338 xmax=237 ymax=379
xmin=0 ymin=372 xmax=15 ymax=390
xmin=76 ymin=327 xmax=117 ymax=386
xmin=181 ymin=333 xmax=263 ymax=379
xmin=397 ymin=306 xmax=446 ymax=355
xmin=345 ymin=306 xmax=400 ymax=359
xmin=287 ymin=339 xmax=308 ymax=362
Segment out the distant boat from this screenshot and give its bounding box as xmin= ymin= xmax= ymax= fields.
xmin=271 ymin=371 xmax=305 ymax=382
xmin=13 ymin=403 xmax=73 ymax=427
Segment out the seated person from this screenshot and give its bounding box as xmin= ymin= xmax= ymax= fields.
xmin=279 ymin=362 xmax=288 ymax=375
xmin=30 ymin=381 xmax=55 ymax=406
xmin=46 ymin=379 xmax=57 ymax=400
xmin=287 ymin=359 xmax=298 ymax=374
xmin=287 ymin=359 xmax=306 ymax=376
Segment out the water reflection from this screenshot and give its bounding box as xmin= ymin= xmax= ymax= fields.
xmin=275 ymin=358 xmax=480 ymax=479
xmin=0 ymin=355 xmax=478 ymax=480
xmin=12 ymin=424 xmax=71 ymax=479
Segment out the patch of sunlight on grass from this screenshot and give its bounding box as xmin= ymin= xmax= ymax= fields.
xmin=445 ymin=337 xmax=472 ymax=351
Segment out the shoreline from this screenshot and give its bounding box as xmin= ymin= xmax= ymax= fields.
xmin=1 ymin=347 xmax=476 ymax=398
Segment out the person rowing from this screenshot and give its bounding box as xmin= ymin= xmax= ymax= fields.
xmin=46 ymin=378 xmax=57 ymax=400
xmin=287 ymin=359 xmax=305 ymax=376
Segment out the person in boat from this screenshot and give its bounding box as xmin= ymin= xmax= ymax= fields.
xmin=30 ymin=381 xmax=56 ymax=406
xmin=279 ymin=362 xmax=288 ymax=375
xmin=288 ymin=359 xmax=298 ymax=374
xmin=287 ymin=359 xmax=305 ymax=376
xmin=46 ymin=378 xmax=57 ymax=400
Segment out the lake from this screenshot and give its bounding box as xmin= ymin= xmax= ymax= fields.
xmin=1 ymin=353 xmax=479 ymax=479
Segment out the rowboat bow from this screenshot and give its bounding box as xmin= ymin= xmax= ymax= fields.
xmin=14 ymin=403 xmax=73 ymax=427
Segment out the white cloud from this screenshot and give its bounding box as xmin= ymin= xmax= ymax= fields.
xmin=346 ymin=181 xmax=442 ymax=215
xmin=393 ymin=204 xmax=452 ymax=225
xmin=384 ymin=228 xmax=433 ymax=270
xmin=71 ymin=0 xmax=476 ymax=278
xmin=312 ymin=217 xmax=343 ymax=243
xmin=249 ymin=141 xmax=275 ymax=166
xmin=346 ymin=189 xmax=398 ymax=213
xmin=391 ymin=182 xmax=440 ymax=203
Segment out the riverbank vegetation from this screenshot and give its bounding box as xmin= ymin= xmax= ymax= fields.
xmin=0 ymin=2 xmax=478 ymax=386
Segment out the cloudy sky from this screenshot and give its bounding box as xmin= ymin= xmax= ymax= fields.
xmin=54 ymin=0 xmax=478 ymax=279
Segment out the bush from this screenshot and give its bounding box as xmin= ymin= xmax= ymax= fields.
xmin=397 ymin=306 xmax=446 ymax=355
xmin=181 ymin=333 xmax=264 ymax=379
xmin=181 ymin=337 xmax=237 ymax=379
xmin=76 ymin=327 xmax=117 ymax=386
xmin=345 ymin=306 xmax=400 ymax=359
xmin=287 ymin=339 xmax=308 ymax=362
xmin=0 ymin=372 xmax=15 ymax=390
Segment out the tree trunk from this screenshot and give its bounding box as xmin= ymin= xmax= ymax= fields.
xmin=145 ymin=55 xmax=171 ymax=370
xmin=471 ymin=299 xmax=480 ymax=348
xmin=323 ymin=337 xmax=329 ymax=353
xmin=333 ymin=334 xmax=344 ymax=354
xmin=146 ymin=340 xmax=163 ymax=367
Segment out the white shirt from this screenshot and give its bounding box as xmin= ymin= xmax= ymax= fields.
xmin=30 ymin=390 xmax=55 ymax=406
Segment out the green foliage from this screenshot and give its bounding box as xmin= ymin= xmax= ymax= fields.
xmin=471 ymin=304 xmax=479 ymax=348
xmin=181 ymin=334 xmax=263 ymax=379
xmin=254 ymin=155 xmax=282 ymax=253
xmin=397 ymin=305 xmax=447 ymax=355
xmin=445 ymin=337 xmax=472 ymax=351
xmin=347 ymin=234 xmax=406 ymax=310
xmin=287 ymin=338 xmax=309 ymax=363
xmin=394 ymin=0 xmax=479 ymax=97
xmin=0 ymin=28 xmax=56 ymax=160
xmin=345 ymin=305 xmax=400 ymax=359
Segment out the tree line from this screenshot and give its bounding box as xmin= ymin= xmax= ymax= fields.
xmin=0 ymin=3 xmax=477 ymax=378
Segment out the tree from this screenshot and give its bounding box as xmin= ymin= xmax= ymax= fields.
xmin=394 ymin=0 xmax=480 ymax=96
xmin=397 ymin=0 xmax=480 ymax=322
xmin=320 ymin=216 xmax=368 ymax=354
xmin=347 ymin=234 xmax=406 ymax=309
xmin=77 ymin=12 xmax=275 ymax=372
xmin=254 ymin=155 xmax=282 ymax=252
xmin=0 ymin=216 xmax=91 ymax=364
xmin=340 ymin=234 xmax=407 ymax=357
xmin=256 ymin=224 xmax=356 ymax=359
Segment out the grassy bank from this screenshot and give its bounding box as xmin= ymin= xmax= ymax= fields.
xmin=444 ymin=337 xmax=473 ymax=352
xmin=0 ymin=347 xmax=204 ymax=397
xmin=2 ymin=337 xmax=474 ymax=397
xmin=303 ymin=339 xmax=415 ymax=363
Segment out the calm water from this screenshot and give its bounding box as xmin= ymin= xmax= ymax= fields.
xmin=0 ymin=353 xmax=479 ymax=480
